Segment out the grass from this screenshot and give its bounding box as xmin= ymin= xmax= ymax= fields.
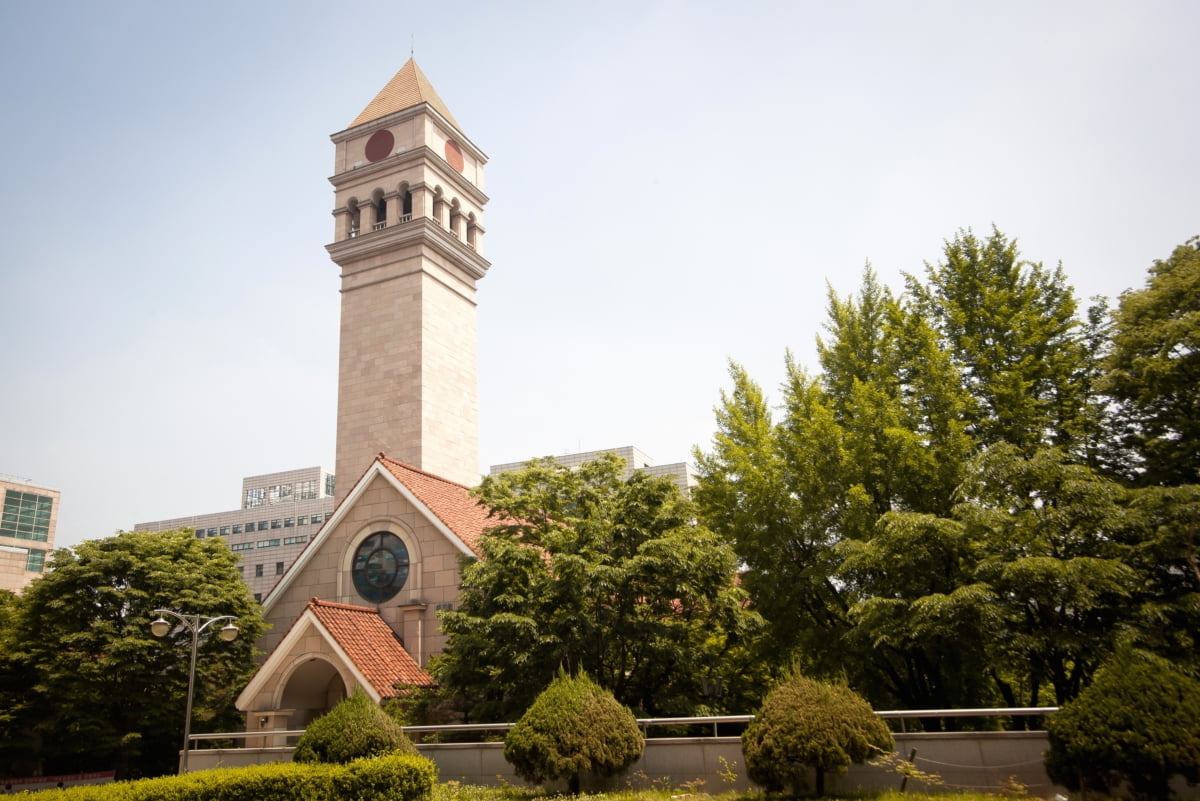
xmin=433 ymin=785 xmax=1036 ymax=801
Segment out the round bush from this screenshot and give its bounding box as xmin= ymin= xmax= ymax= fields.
xmin=1046 ymin=653 xmax=1200 ymax=801
xmin=504 ymin=670 xmax=643 ymax=793
xmin=293 ymin=687 xmax=419 ymax=764
xmin=742 ymin=673 xmax=894 ymax=795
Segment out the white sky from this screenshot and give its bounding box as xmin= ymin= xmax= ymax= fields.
xmin=1 ymin=1 xmax=1196 ymax=549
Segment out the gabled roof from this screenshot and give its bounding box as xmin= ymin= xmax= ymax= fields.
xmin=262 ymin=454 xmax=485 ymax=610
xmin=307 ymin=599 xmax=432 ymax=693
xmin=378 ymin=455 xmax=490 ymax=556
xmin=350 ymin=58 xmax=461 ymax=131
xmin=236 ymin=597 xmax=431 ymax=710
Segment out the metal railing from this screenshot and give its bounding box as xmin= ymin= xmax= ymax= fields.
xmin=186 ymin=707 xmax=1059 ymax=749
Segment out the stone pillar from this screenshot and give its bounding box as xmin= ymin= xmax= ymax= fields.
xmin=333 ymin=208 xmax=350 ymax=241
xmin=387 ymin=191 xmax=402 ymax=227
xmin=409 ymin=186 xmax=427 ymax=221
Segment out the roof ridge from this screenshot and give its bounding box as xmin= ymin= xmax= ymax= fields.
xmin=377 ymin=453 xmax=477 ymax=491
xmin=308 ymin=597 xmax=378 ymax=613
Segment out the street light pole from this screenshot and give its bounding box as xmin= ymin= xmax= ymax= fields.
xmin=150 ymin=609 xmax=238 ymax=774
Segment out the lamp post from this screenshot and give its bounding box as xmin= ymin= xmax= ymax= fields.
xmin=150 ymin=609 xmax=239 ymax=774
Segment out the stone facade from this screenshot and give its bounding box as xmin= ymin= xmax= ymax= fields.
xmin=327 ymin=59 xmax=490 ymax=495
xmin=257 ymin=472 xmax=467 ymax=662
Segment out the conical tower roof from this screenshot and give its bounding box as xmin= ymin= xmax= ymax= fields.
xmin=350 ymin=58 xmax=461 ymax=131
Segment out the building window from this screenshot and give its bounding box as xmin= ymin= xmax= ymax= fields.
xmin=374 ymin=196 xmax=387 ymax=230
xmin=325 ymin=474 xmax=335 ymax=497
xmin=257 ymin=521 xmax=268 ymax=531
xmin=254 ymin=564 xmax=264 ymax=578
xmin=245 ymin=488 xmax=265 ymax=508
xmin=25 ymin=548 xmax=46 ymax=573
xmin=268 ymin=484 xmax=293 ymax=504
xmin=254 ymin=593 xmax=262 ymax=603
xmin=257 ymin=539 xmax=280 ymax=548
xmin=351 ymin=531 xmax=410 ymax=603
xmin=283 ymin=535 xmax=307 ymax=545
xmin=298 ymin=480 xmax=318 ymax=500
xmin=195 ymin=529 xmax=205 ymax=539
xmin=275 ymin=562 xmax=284 ymax=575
xmin=284 ymin=517 xmax=294 ymax=528
xmin=231 ymin=542 xmax=254 ymax=552
xmin=1 ymin=490 xmax=53 ymax=542
xmin=232 ymin=524 xmax=243 ymax=534
xmin=297 ymin=516 xmax=309 ymax=525
xmin=270 ymin=519 xmax=281 ymax=529
xmin=208 ymin=528 xmax=218 ymax=537
xmin=220 ymin=526 xmax=230 ymax=536
xmin=311 ymin=513 xmax=324 ymax=525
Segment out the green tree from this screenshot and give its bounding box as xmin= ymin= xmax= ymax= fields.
xmin=696 ymin=230 xmax=1122 ymax=710
xmin=1103 ymin=236 xmax=1200 ymax=486
xmin=4 ymin=529 xmax=264 ymax=778
xmin=695 ymin=270 xmax=982 ymax=709
xmin=434 ymin=454 xmax=757 ymax=722
xmin=742 ymin=673 xmax=893 ymax=796
xmin=1045 ymin=651 xmax=1200 ymax=801
xmin=503 ymin=670 xmax=643 ymax=793
xmin=908 ymin=227 xmax=1089 ymax=454
xmin=294 ymin=687 xmax=418 ymax=763
xmin=954 ymin=445 xmax=1138 ymax=704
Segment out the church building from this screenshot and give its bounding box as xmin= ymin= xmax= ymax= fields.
xmin=236 ymin=60 xmax=493 ymax=730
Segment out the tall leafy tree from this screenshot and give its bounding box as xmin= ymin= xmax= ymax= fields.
xmin=1103 ymin=236 xmax=1200 ymax=486
xmin=4 ymin=529 xmax=264 ymax=778
xmin=953 ymin=445 xmax=1137 ymax=704
xmin=696 ymin=229 xmax=1123 ymax=711
xmin=908 ymin=227 xmax=1089 ymax=453
xmin=434 ymin=454 xmax=758 ymax=722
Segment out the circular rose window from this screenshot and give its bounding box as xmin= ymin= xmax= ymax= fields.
xmin=351 ymin=532 xmax=410 ymax=603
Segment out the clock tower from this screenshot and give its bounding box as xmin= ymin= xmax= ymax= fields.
xmin=327 ymin=60 xmax=489 ymax=497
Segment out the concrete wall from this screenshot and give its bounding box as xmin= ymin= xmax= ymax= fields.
xmin=186 ymin=731 xmax=1065 ymax=796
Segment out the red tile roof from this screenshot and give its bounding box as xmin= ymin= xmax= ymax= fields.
xmin=378 ymin=455 xmax=489 ymax=557
xmin=307 ymin=598 xmax=432 ymax=695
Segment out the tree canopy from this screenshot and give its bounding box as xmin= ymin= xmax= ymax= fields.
xmin=433 ymin=453 xmax=760 ymax=722
xmin=1104 ymin=236 xmax=1200 ymax=486
xmin=694 ymin=228 xmax=1200 ymax=713
xmin=0 ymin=529 xmax=264 ymax=778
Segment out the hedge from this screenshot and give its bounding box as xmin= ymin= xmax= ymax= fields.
xmin=12 ymin=753 xmax=436 ymax=801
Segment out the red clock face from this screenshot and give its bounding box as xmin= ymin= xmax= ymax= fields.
xmin=444 ymin=140 xmax=464 ymax=172
xmin=365 ymin=130 xmax=394 ymax=163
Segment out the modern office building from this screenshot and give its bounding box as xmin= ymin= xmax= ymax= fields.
xmin=490 ymin=445 xmax=698 ymax=493
xmin=133 ymin=467 xmax=335 ymax=600
xmin=0 ymin=476 xmax=59 ymax=593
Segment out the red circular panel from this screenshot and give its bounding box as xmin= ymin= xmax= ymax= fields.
xmin=364 ymin=130 xmax=394 ymax=163
xmin=444 ymin=140 xmax=464 ymax=172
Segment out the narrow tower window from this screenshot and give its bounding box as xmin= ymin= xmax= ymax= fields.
xmin=373 ymin=197 xmax=387 ymax=231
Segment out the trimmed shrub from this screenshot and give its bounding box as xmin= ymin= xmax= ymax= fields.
xmin=293 ymin=687 xmax=419 ymax=764
xmin=21 ymin=757 xmax=434 ymax=801
xmin=503 ymin=670 xmax=643 ymax=793
xmin=331 ymin=754 xmax=438 ymax=801
xmin=742 ymin=673 xmax=894 ymax=795
xmin=1045 ymin=652 xmax=1200 ymax=801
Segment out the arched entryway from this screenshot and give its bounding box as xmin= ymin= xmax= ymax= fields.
xmin=279 ymin=657 xmax=347 ymax=729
